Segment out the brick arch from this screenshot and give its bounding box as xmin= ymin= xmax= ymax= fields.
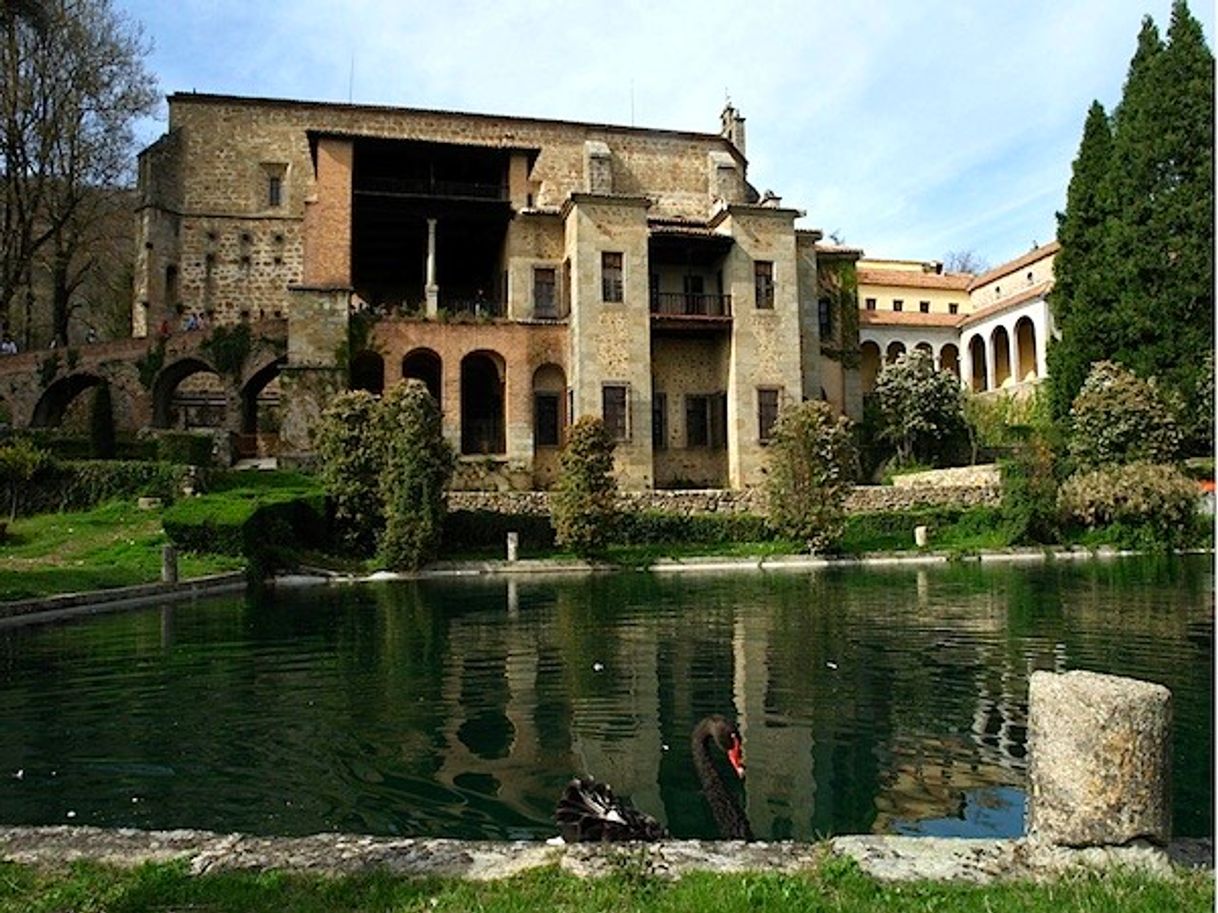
xmin=31 ymin=373 xmax=106 ymax=427
xmin=152 ymin=356 xmax=222 ymax=429
xmin=239 ymin=355 xmax=286 ymax=434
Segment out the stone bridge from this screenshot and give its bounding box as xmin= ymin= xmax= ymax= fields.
xmin=0 ymin=320 xmax=288 ymax=444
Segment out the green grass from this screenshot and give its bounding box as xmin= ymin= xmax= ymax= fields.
xmin=0 ymin=858 xmax=1210 ymax=913
xmin=0 ymin=499 xmax=244 ymax=601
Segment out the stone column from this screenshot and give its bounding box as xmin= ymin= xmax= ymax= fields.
xmin=984 ymin=338 xmax=996 ymax=392
xmin=961 ymin=340 xmax=974 ymax=392
xmin=1034 ymin=311 xmax=1049 ymax=379
xmin=1026 ymin=670 xmax=1172 ymax=846
xmin=425 ymin=218 xmax=439 ymax=317
xmin=1006 ymin=324 xmax=1019 ymax=386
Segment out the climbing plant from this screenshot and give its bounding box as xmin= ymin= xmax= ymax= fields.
xmin=135 ymin=340 xmax=166 ymax=390
xmin=817 ymin=258 xmax=861 ymax=369
xmin=37 ymin=353 xmax=60 ymax=388
xmin=201 ymin=323 xmax=253 ymax=381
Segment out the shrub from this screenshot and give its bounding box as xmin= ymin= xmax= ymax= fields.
xmin=444 ymin=510 xmax=556 ymax=552
xmin=1068 ymin=361 xmax=1180 ymax=470
xmin=552 ymin=416 xmax=618 ymax=556
xmin=875 ymin=349 xmax=967 ymax=467
xmin=1000 ymin=435 xmax=1062 ymax=545
xmin=764 ymin=399 xmax=856 ymax=552
xmin=314 ymin=389 xmax=384 ymax=555
xmin=1059 ymin=461 xmax=1198 ymax=548
xmin=0 ymin=439 xmax=53 ymax=521
xmin=376 ymin=380 xmax=454 ymax=570
xmin=156 ymin=432 xmax=215 ymax=467
xmin=88 ymin=384 xmax=116 ymax=459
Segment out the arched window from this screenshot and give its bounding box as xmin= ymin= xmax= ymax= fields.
xmin=461 ymin=351 xmax=506 ymax=455
xmin=402 ymin=348 xmax=442 ymax=406
xmin=350 ymin=350 xmax=385 ymax=396
xmin=1015 ymin=317 xmax=1037 ymax=381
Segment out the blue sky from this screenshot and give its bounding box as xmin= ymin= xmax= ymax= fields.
xmin=116 ymin=0 xmax=1213 ymax=269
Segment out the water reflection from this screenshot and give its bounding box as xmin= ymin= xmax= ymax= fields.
xmin=0 ymin=555 xmax=1210 ymax=840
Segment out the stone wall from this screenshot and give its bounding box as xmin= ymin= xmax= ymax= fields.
xmin=447 ymin=484 xmax=999 ymax=517
xmin=891 ymin=464 xmax=1001 ymax=489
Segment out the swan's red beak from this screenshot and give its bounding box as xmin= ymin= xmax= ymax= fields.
xmin=727 ymin=737 xmax=745 ymax=779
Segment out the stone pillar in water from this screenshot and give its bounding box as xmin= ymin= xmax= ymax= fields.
xmin=1026 ymin=670 xmax=1172 ymax=846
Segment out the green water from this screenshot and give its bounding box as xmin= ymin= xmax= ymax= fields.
xmin=0 ymin=555 xmax=1211 ymax=841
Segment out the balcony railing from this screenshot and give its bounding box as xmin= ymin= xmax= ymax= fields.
xmin=355 ymin=176 xmax=507 ymax=201
xmin=650 ymin=291 xmax=732 ymax=318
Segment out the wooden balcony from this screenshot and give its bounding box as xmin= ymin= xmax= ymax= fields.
xmin=650 ymin=292 xmax=732 ymax=330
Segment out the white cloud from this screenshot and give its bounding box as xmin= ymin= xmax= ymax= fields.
xmin=120 ymin=0 xmax=1213 ymax=265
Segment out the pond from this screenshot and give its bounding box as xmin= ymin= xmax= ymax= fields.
xmin=0 ymin=555 xmax=1211 ymax=842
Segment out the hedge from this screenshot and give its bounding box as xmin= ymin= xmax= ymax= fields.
xmin=17 ymin=460 xmax=191 ymax=517
xmin=162 ymin=483 xmax=328 ymax=576
xmin=156 ymin=432 xmax=215 ymax=467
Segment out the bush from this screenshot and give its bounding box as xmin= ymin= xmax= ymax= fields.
xmin=874 ymin=349 xmax=968 ymax=467
xmin=314 ymin=390 xmax=384 ymax=555
xmin=0 ymin=439 xmax=53 ymax=520
xmin=765 ymin=399 xmax=856 ymax=552
xmin=1000 ymin=436 xmax=1062 ymax=545
xmin=1068 ymin=361 xmax=1180 ymax=470
xmin=376 ymin=380 xmax=454 ymax=570
xmin=1059 ymin=461 xmax=1198 ymax=548
xmin=839 ymin=506 xmax=1007 ymax=554
xmin=552 ymin=416 xmax=618 ymax=557
xmin=443 ymin=510 xmax=556 ymax=552
xmin=89 ymin=384 xmax=116 ymax=459
xmin=156 ymin=432 xmax=215 ymax=467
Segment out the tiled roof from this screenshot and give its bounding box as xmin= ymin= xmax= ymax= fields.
xmin=859 ymin=310 xmax=960 ymax=328
xmin=857 ymin=269 xmax=972 ymax=291
xmin=967 ymin=241 xmax=1060 ymax=291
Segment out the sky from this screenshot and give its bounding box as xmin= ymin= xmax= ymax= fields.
xmin=115 ymin=0 xmax=1213 ymax=270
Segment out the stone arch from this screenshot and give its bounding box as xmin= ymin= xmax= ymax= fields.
xmin=968 ymin=335 xmax=987 ymax=391
xmin=31 ymin=373 xmax=104 ymax=427
xmin=1015 ymin=317 xmax=1037 ymax=381
xmin=240 ymin=356 xmax=284 ymax=435
xmin=152 ymin=357 xmax=223 ymax=429
xmin=860 ymin=341 xmax=881 ymax=393
xmin=532 ymin=364 xmax=566 ymax=447
xmin=350 ymin=350 xmax=385 ymax=396
xmin=940 ymin=343 xmax=960 ymax=378
xmin=461 ymin=350 xmax=505 ymax=455
xmin=991 ymin=326 xmax=1012 ymax=387
xmin=914 ymin=341 xmax=934 ymax=358
xmin=402 ymin=347 xmax=442 ymax=406
xmin=885 ymin=340 xmax=906 ymax=364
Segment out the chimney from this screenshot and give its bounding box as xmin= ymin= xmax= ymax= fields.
xmin=720 ymin=103 xmax=746 ymax=157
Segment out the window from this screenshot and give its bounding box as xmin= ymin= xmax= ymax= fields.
xmin=893 ymin=299 xmax=903 ymax=312
xmin=754 ymin=261 xmax=774 ymax=309
xmin=267 ymin=175 xmax=282 ymax=208
xmin=758 ymin=388 xmax=781 ymax=443
xmin=535 ymin=392 xmax=561 ymax=446
xmin=602 ymin=252 xmax=623 ymax=302
xmin=949 ymin=302 xmax=959 ymax=315
xmin=602 ymin=384 xmax=629 ymax=440
xmin=818 ymin=297 xmax=832 ymax=339
xmin=652 ymin=392 xmax=667 ymax=450
xmin=533 ymin=267 xmax=557 ymax=318
xmin=686 ymin=394 xmax=726 ymax=448
xmin=919 ymin=300 xmax=930 ymax=313
xmin=865 ymin=297 xmax=877 ymax=311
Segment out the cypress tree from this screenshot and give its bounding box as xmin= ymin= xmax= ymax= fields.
xmin=89 ymin=383 xmax=116 ymax=459
xmin=1047 ymin=101 xmax=1114 ymax=420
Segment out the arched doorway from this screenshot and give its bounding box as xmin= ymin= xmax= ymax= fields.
xmin=403 ymin=348 xmax=442 ymax=406
xmin=237 ymin=358 xmax=284 ymax=458
xmin=968 ymin=335 xmax=987 ymax=391
xmin=350 ymin=350 xmax=385 ymax=396
xmin=991 ymin=326 xmax=1012 ymax=387
xmin=860 ymin=341 xmax=881 ymax=393
xmin=1015 ymin=318 xmax=1037 ymax=381
xmin=885 ymin=340 xmax=906 ymax=364
xmin=940 ymin=343 xmax=960 ymax=379
xmin=461 ymin=351 xmax=505 ymax=455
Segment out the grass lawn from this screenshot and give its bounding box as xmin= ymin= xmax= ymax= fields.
xmin=0 ymin=500 xmax=245 ymax=602
xmin=0 ymin=858 xmax=1210 ymax=913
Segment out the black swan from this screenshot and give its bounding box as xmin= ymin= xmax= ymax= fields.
xmin=555 ymin=714 xmax=753 ymax=841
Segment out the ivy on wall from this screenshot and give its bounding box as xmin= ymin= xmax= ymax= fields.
xmin=201 ymin=323 xmax=253 ymax=381
xmin=135 ymin=340 xmax=166 ymax=390
xmin=818 ymin=259 xmax=861 ymax=369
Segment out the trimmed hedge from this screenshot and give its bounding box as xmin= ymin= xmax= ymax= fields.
xmin=20 ymin=433 xmax=159 ymax=462
xmin=156 ymin=432 xmax=215 ymax=467
xmin=163 ymin=484 xmax=327 ymax=574
xmin=18 ymin=460 xmax=191 ymax=517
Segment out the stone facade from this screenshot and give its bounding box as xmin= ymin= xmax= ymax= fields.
xmin=134 ymin=93 xmax=862 ymax=489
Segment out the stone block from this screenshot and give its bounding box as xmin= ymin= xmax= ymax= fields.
xmin=1026 ymin=670 xmax=1172 ymax=847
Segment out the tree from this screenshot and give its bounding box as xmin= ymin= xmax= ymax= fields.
xmin=376 ymin=380 xmax=454 ymax=570
xmin=942 ymin=250 xmax=989 ymax=274
xmin=1046 ymin=101 xmax=1114 ymax=421
xmin=874 ymin=349 xmax=967 ymax=467
xmin=1048 ymin=3 xmax=1213 ymax=446
xmin=1 ymin=0 xmax=156 ymax=343
xmin=552 ymin=416 xmax=617 ymax=557
xmin=314 ymin=389 xmax=384 ymax=555
xmin=1067 ymin=361 xmax=1180 ymax=471
xmin=0 ymin=437 xmax=50 ymax=521
xmin=764 ymin=400 xmax=856 ymax=553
